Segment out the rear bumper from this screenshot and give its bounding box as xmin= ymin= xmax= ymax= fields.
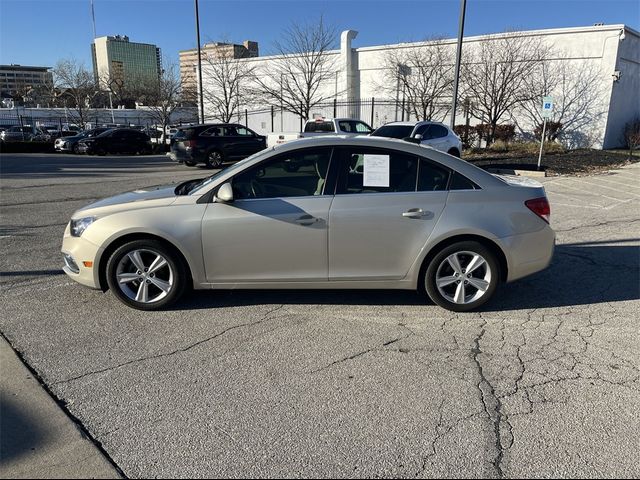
xmin=502 ymin=225 xmax=555 ymax=282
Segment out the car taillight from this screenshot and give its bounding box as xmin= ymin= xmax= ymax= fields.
xmin=525 ymin=197 xmax=551 ymax=223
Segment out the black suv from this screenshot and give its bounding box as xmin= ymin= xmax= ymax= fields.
xmin=170 ymin=124 xmax=266 ymax=168
xmin=77 ymin=128 xmax=152 ymax=155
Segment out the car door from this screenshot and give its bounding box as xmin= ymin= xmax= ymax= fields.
xmin=108 ymin=130 xmax=128 ymax=153
xmin=328 ymin=146 xmax=450 ymax=280
xmin=233 ymin=125 xmax=265 ymax=157
xmin=200 ymin=146 xmax=336 ymax=282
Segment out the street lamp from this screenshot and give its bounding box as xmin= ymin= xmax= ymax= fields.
xmin=450 ymin=0 xmax=467 ymax=129
xmin=194 ymin=0 xmax=205 ymax=124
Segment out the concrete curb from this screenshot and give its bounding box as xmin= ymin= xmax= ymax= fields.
xmin=0 ymin=335 xmax=123 ymax=479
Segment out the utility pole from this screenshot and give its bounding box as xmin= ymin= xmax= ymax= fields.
xmin=450 ymin=0 xmax=467 ymax=129
xmin=194 ymin=0 xmax=205 ymax=123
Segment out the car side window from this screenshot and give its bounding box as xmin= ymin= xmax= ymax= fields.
xmin=417 ymin=159 xmax=450 ymax=191
xmin=232 ymin=147 xmax=333 ymax=200
xmin=449 ymin=171 xmax=479 ymax=190
xmin=200 ymin=127 xmax=224 ymax=137
xmin=430 ymin=125 xmax=448 ymax=139
xmin=415 ymin=124 xmax=431 ymax=137
xmin=337 ymin=148 xmax=419 ymax=194
xmin=235 ymin=126 xmax=254 ymax=136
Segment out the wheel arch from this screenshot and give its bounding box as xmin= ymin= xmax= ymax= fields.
xmin=98 ymin=233 xmax=194 ymax=291
xmin=417 ymin=234 xmax=508 ymax=293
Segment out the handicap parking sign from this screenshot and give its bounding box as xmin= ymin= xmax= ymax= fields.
xmin=542 ymin=96 xmax=554 ymax=118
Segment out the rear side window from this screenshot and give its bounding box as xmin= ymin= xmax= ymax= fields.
xmin=337 ymin=148 xmax=419 ymax=194
xmin=449 ymin=171 xmax=480 ymax=190
xmin=304 ymin=121 xmax=335 ymax=133
xmin=200 ymin=126 xmax=228 ymax=137
xmin=338 ymin=121 xmax=372 ymax=133
xmin=370 ymin=125 xmax=414 ymax=139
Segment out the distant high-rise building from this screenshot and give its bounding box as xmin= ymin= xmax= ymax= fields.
xmin=91 ymin=35 xmax=162 ymax=91
xmin=179 ymin=40 xmax=258 ymax=96
xmin=0 ymin=64 xmax=53 ymax=97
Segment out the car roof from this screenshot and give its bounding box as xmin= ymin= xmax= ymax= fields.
xmin=380 ymin=121 xmax=446 ymax=127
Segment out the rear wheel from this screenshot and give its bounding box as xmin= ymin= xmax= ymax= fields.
xmin=106 ymin=239 xmax=187 ymax=310
xmin=205 ymin=150 xmax=224 ymax=168
xmin=424 ymin=241 xmax=499 ymax=312
xmin=72 ymin=143 xmax=80 ymax=154
xmin=184 ymin=161 xmax=197 ymax=167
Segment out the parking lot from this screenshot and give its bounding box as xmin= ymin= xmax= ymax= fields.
xmin=1 ymin=152 xmax=639 ymax=478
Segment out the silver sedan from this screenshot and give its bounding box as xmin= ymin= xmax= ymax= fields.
xmin=61 ymin=136 xmax=555 ymax=312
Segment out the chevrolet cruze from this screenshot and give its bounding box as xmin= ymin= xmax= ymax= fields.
xmin=61 ymin=136 xmax=554 ymax=312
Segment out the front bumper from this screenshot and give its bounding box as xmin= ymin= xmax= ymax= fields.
xmin=55 ymin=142 xmax=73 ymax=152
xmin=61 ymin=223 xmax=104 ymax=289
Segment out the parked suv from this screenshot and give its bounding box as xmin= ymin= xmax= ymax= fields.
xmin=0 ymin=126 xmax=49 ymax=142
xmin=170 ymin=123 xmax=266 ymax=168
xmin=55 ymin=128 xmax=113 ymax=153
xmin=77 ymin=128 xmax=151 ymax=155
xmin=371 ymin=121 xmax=463 ymax=157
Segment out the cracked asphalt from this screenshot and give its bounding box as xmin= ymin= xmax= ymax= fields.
xmin=1 ymin=153 xmax=639 ymax=478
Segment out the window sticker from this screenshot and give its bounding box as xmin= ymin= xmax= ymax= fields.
xmin=363 ymin=154 xmax=390 ymax=187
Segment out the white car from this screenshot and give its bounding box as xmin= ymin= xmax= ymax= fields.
xmin=371 ymin=121 xmax=463 ymax=157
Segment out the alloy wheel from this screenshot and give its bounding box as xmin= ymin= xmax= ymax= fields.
xmin=435 ymin=250 xmax=492 ymax=305
xmin=115 ymin=248 xmax=174 ymax=304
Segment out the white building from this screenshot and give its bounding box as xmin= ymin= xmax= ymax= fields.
xmin=200 ymin=24 xmax=639 ymax=149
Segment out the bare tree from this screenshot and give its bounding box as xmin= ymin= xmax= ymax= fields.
xmin=137 ymin=62 xmax=182 ymax=144
xmin=253 ymin=16 xmax=338 ymax=120
xmin=53 ymin=59 xmax=99 ymax=128
xmin=460 ymin=32 xmax=548 ymax=144
xmin=378 ymin=39 xmax=454 ymax=121
xmin=515 ymin=59 xmax=607 ymax=145
xmin=202 ymin=45 xmax=256 ymax=122
xmin=623 ymin=118 xmax=640 ymax=158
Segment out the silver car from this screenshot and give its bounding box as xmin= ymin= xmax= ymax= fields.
xmin=61 ymin=136 xmax=554 ymax=312
xmin=371 ymin=121 xmax=463 ymax=157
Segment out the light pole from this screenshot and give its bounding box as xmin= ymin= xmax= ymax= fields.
xmin=194 ymin=0 xmax=205 ymax=123
xmin=450 ymin=0 xmax=467 ymax=129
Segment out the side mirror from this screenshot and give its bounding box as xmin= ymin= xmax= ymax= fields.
xmin=402 ymin=136 xmax=421 ymax=144
xmin=413 ymin=134 xmax=423 ymax=140
xmin=215 ymin=182 xmax=234 ymax=203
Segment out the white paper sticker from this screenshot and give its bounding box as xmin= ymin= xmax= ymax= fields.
xmin=363 ymin=154 xmax=390 ymax=187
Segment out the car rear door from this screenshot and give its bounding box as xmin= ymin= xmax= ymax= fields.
xmin=421 ymin=124 xmax=450 ymax=152
xmin=328 ymin=146 xmax=450 ymax=280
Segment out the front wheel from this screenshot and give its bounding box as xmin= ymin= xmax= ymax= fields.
xmin=106 ymin=239 xmax=187 ymax=310
xmin=424 ymin=241 xmax=499 ymax=312
xmin=184 ymin=160 xmax=197 ymax=167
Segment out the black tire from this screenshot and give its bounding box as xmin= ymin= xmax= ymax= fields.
xmin=205 ymin=150 xmax=224 ymax=168
xmin=72 ymin=143 xmax=80 ymax=154
xmin=448 ymin=148 xmax=461 ymax=158
xmin=424 ymin=241 xmax=499 ymax=312
xmin=184 ymin=161 xmax=197 ymax=167
xmin=106 ymin=239 xmax=188 ymax=310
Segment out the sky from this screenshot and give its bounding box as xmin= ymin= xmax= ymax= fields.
xmin=1 ymin=0 xmax=639 ymax=68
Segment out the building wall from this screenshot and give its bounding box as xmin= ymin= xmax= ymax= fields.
xmin=0 ymin=65 xmax=53 ymax=96
xmin=200 ymin=24 xmax=637 ymax=148
xmin=92 ymin=36 xmax=161 ymax=90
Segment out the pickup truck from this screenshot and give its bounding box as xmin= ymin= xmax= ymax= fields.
xmin=266 ymin=117 xmax=373 ymax=148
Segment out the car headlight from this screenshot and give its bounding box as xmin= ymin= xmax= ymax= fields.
xmin=70 ymin=217 xmax=96 ymax=237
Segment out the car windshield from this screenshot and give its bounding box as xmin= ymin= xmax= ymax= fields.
xmin=370 ymin=125 xmax=414 ymax=139
xmin=184 ymin=147 xmax=275 ymax=196
xmin=95 ymin=129 xmax=114 ymax=138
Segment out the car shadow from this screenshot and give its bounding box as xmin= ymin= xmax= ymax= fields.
xmin=0 ymin=396 xmax=46 ymax=463
xmin=169 ymin=241 xmax=639 ymax=312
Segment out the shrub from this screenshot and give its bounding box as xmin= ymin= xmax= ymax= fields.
xmin=623 ymin=118 xmax=640 ymax=156
xmin=493 ymin=124 xmax=516 ymax=142
xmin=454 ymin=124 xmax=479 ymax=149
xmin=534 ymin=121 xmax=563 ymax=141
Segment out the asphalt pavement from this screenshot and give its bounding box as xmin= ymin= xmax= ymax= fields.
xmin=0 ymin=152 xmax=638 ymax=478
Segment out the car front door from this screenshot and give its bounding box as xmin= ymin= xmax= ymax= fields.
xmin=233 ymin=125 xmax=265 ymax=157
xmin=328 ymin=147 xmax=450 ymax=280
xmin=201 ymin=146 xmax=336 ymax=282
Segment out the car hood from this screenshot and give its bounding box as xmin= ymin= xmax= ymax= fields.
xmin=62 ymin=134 xmax=85 ymax=141
xmin=73 ymin=184 xmax=178 ymax=218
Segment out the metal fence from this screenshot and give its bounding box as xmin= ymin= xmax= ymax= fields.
xmin=213 ymin=98 xmax=450 ymax=135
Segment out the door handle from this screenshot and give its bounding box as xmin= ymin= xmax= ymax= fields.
xmin=295 ymin=214 xmax=318 ymax=226
xmin=402 ymin=208 xmax=429 ymax=219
